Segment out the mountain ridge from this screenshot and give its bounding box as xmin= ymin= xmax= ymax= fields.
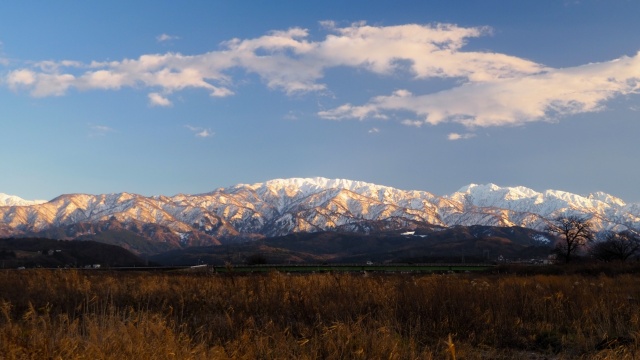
xmin=1 ymin=178 xmax=638 ymax=254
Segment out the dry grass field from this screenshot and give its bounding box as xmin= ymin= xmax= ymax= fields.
xmin=0 ymin=269 xmax=639 ymax=359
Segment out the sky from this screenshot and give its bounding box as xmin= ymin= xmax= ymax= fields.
xmin=1 ymin=1 xmax=639 ymax=202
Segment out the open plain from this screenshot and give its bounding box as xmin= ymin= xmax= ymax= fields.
xmin=1 ymin=267 xmax=639 ymax=359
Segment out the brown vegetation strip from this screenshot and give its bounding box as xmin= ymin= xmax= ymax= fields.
xmin=0 ymin=269 xmax=638 ymax=359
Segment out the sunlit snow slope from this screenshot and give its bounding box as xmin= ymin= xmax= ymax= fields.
xmin=1 ymin=178 xmax=638 ymax=244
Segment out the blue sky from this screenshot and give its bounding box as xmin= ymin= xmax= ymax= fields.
xmin=1 ymin=1 xmax=639 ymax=202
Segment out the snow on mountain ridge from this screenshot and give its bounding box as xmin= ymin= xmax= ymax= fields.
xmin=446 ymin=183 xmax=636 ymax=232
xmin=0 ymin=179 xmax=638 ymax=243
xmin=449 ymin=183 xmax=627 ymax=210
xmin=0 ymin=193 xmax=47 ymax=207
xmin=587 ymin=192 xmax=626 ymax=207
xmin=256 ymin=177 xmax=405 ymax=200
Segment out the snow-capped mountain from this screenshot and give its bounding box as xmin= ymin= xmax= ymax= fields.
xmin=0 ymin=193 xmax=47 ymax=207
xmin=445 ymin=183 xmax=638 ymax=230
xmin=1 ymin=178 xmax=638 ymax=252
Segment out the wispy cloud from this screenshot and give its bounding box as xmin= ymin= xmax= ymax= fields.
xmin=368 ymin=127 xmax=380 ymax=134
xmin=185 ymin=125 xmax=214 ymax=138
xmin=320 ymin=53 xmax=640 ymax=130
xmin=148 ymin=92 xmax=172 ymax=107
xmin=447 ymin=132 xmax=475 ymax=141
xmin=88 ymin=124 xmax=115 ymax=137
xmin=283 ymin=110 xmax=302 ymax=121
xmin=156 ymin=33 xmax=180 ymax=43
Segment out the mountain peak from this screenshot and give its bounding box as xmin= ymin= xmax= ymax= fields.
xmin=262 ymin=177 xmax=389 ymax=191
xmin=0 ymin=193 xmax=47 ymax=207
xmin=588 ymin=191 xmax=626 ymax=207
xmin=452 ymin=183 xmax=539 ymax=200
xmin=234 ymin=177 xmax=404 ymax=199
xmin=455 ymin=183 xmax=501 ymax=193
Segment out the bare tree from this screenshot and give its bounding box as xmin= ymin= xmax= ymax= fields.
xmin=546 ymin=215 xmax=594 ymax=263
xmin=590 ymin=230 xmax=640 ymax=262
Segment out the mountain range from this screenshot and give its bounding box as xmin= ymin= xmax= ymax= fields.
xmin=1 ymin=178 xmax=638 ymax=255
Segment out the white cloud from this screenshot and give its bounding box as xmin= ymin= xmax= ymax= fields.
xmin=1 ymin=22 xmax=543 ymax=100
xmin=6 ymin=69 xmax=75 ymax=97
xmin=157 ymin=34 xmax=180 ymax=42
xmin=368 ymin=127 xmax=380 ymax=134
xmin=7 ymin=52 xmax=237 ymax=98
xmin=320 ymin=52 xmax=640 ymax=129
xmin=185 ymin=125 xmax=214 ymax=138
xmin=6 ymin=69 xmax=36 ymax=87
xmin=148 ymin=92 xmax=172 ymax=107
xmin=448 ymin=132 xmax=475 ymax=141
xmin=312 ymin=23 xmax=544 ymax=81
xmin=81 ymin=70 xmax=128 ymax=90
xmin=401 ymin=119 xmax=424 ymax=127
xmin=2 ymin=21 xmax=638 ymax=137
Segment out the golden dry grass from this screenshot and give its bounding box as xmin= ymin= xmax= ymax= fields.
xmin=0 ymin=269 xmax=638 ymax=359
